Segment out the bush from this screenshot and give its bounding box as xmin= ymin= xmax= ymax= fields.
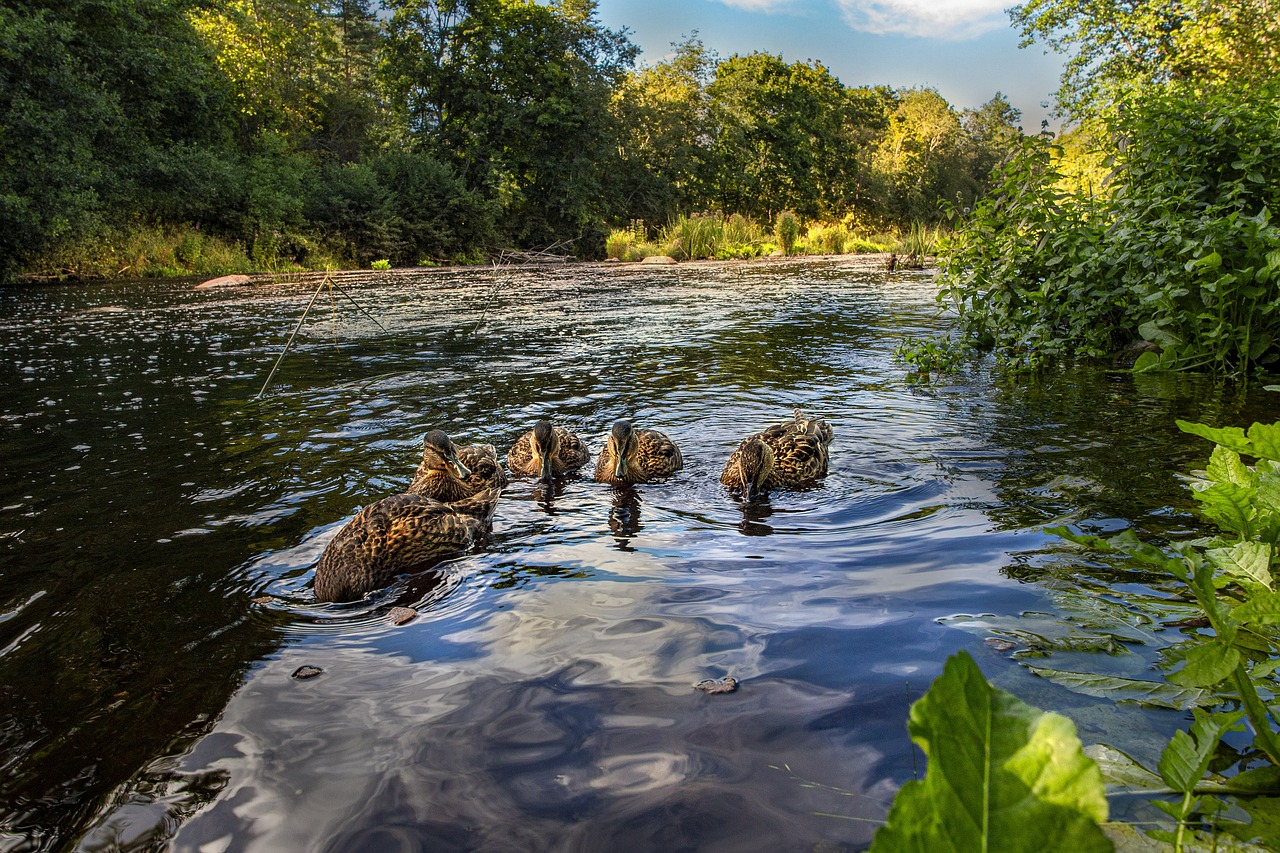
xmin=938 ymin=82 xmax=1280 ymax=376
xmin=775 ymin=210 xmax=799 ymax=255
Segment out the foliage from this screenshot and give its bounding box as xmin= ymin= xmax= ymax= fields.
xmin=3 ymin=0 xmax=1026 ymax=282
xmin=606 ymin=34 xmax=714 ymax=228
xmin=1010 ymin=0 xmax=1280 ymax=122
xmin=370 ymin=258 xmax=390 ymax=269
xmin=1047 ymin=415 xmax=1280 ymax=847
xmin=872 ymin=88 xmax=971 ymax=221
xmin=894 ymin=337 xmax=971 ymax=375
xmin=799 ymin=224 xmax=846 ymax=255
xmin=870 ymin=650 xmax=1110 ymax=852
xmin=382 ymin=0 xmax=635 ymax=248
xmin=0 ymin=0 xmax=234 ymax=279
xmin=937 ymin=83 xmax=1280 ymax=376
xmin=774 ymin=210 xmax=800 ymax=256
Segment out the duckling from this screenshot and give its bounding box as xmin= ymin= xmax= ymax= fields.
xmin=407 ymin=430 xmax=507 ymax=501
xmin=313 ymin=487 xmax=500 ymax=603
xmin=593 ymin=419 xmax=682 ymax=485
xmin=507 ymin=420 xmax=591 ymax=481
xmin=722 ymin=410 xmax=833 ymax=501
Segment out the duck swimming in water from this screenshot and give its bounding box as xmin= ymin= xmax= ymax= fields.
xmin=593 ymin=420 xmax=683 ymax=485
xmin=722 ymin=409 xmax=833 ymax=501
xmin=313 ymin=486 xmax=500 ymax=603
xmin=507 ymin=420 xmax=591 ymax=481
xmin=407 ymin=430 xmax=507 ymax=501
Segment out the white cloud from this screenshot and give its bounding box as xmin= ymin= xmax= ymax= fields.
xmin=834 ymin=0 xmax=1011 ymax=39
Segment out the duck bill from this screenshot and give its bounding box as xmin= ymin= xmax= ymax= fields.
xmin=449 ymin=457 xmax=472 ymax=480
xmin=538 ymin=454 xmax=553 ymax=482
xmin=613 ymin=456 xmax=628 ymax=481
xmin=743 ymin=481 xmax=761 ymax=503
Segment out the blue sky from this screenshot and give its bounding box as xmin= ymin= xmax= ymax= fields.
xmin=593 ymin=0 xmax=1067 ymax=131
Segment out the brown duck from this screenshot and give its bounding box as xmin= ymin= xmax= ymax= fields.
xmin=593 ymin=420 xmax=682 ymax=485
xmin=408 ymin=430 xmax=507 ymax=501
xmin=507 ymin=420 xmax=591 ymax=481
xmin=313 ymin=487 xmax=500 ymax=603
xmin=721 ymin=409 xmax=833 ymax=501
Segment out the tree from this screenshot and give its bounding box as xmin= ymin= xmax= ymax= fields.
xmin=607 ymin=34 xmax=714 ymax=228
xmin=0 ymin=0 xmax=235 ymax=279
xmin=188 ymin=0 xmax=344 ymax=145
xmin=961 ymin=92 xmax=1024 ymax=190
xmin=382 ymin=0 xmax=637 ymax=248
xmin=703 ymin=53 xmax=884 ymax=222
xmin=871 ymin=88 xmax=964 ymax=220
xmin=1010 ymin=0 xmax=1280 ymax=121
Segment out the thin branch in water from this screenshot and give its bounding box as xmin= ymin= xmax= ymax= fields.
xmin=255 ymin=273 xmax=331 ymax=400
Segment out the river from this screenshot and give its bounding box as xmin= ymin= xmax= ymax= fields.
xmin=0 ymin=257 xmax=1272 ymax=850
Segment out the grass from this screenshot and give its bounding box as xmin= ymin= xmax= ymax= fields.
xmin=608 ymin=213 xmax=896 ymax=262
xmin=25 ymin=222 xmax=352 ymax=280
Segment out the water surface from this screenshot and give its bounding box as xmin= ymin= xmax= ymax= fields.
xmin=1 ymin=258 xmax=1273 ymax=850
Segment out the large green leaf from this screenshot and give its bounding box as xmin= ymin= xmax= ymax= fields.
xmin=1024 ymin=665 xmax=1220 ymax=710
xmin=1232 ymin=590 xmax=1280 ymax=626
xmin=1206 ymin=541 xmax=1272 ymax=590
xmin=1250 ymin=424 xmax=1280 ymax=462
xmin=1157 ymin=709 xmax=1244 ymax=792
xmin=1165 ymin=639 xmax=1241 ymax=688
xmin=1178 ymin=420 xmax=1253 ymax=455
xmin=871 ymin=651 xmax=1111 ymax=853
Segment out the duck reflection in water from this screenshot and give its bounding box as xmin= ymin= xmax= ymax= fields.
xmin=608 ymin=486 xmax=644 ymax=550
xmin=529 ymin=477 xmax=572 ymax=515
xmin=737 ymin=498 xmax=775 ymax=537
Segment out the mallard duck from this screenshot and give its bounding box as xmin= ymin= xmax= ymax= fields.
xmin=722 ymin=409 xmax=833 ymax=501
xmin=313 ymin=487 xmax=500 ymax=603
xmin=407 ymin=430 xmax=507 ymax=501
xmin=593 ymin=420 xmax=683 ymax=485
xmin=507 ymin=420 xmax=591 ymax=480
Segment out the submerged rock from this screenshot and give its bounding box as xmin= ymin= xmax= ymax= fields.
xmin=694 ymin=676 xmax=738 ymax=695
xmin=389 ymin=606 xmax=417 ymax=625
xmin=195 ymin=274 xmax=252 ymax=290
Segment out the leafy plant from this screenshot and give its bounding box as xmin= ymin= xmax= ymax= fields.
xmin=870 ymin=650 xmax=1110 ymax=852
xmin=775 ymin=210 xmax=799 ymax=256
xmin=370 ymin=258 xmax=390 ymax=270
xmin=938 ymin=83 xmax=1280 ymax=377
xmin=894 ymin=337 xmax=971 ymax=375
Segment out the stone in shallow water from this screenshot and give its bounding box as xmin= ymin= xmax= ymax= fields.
xmin=389 ymin=606 xmax=417 ymax=625
xmin=694 ymin=676 xmax=738 ymax=695
xmin=291 ymin=665 xmax=323 ymax=680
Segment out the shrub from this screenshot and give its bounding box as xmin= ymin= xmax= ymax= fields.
xmin=775 ymin=210 xmax=799 ymax=256
xmin=938 ymin=82 xmax=1280 ymax=376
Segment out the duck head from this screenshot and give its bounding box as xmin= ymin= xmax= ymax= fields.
xmin=530 ymin=420 xmax=560 ymax=482
xmin=422 ymin=430 xmax=471 ymax=480
xmin=605 ymin=420 xmax=638 ymax=481
xmin=733 ymin=436 xmax=775 ymax=503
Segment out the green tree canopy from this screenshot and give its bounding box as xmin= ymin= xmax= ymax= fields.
xmin=382 ymin=0 xmax=636 ymax=247
xmin=1011 ymin=0 xmax=1280 ymax=121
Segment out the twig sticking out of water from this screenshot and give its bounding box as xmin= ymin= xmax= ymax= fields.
xmin=256 ymin=274 xmax=331 ymax=400
xmin=330 ymin=278 xmax=388 ymax=333
xmin=254 ymin=273 xmax=389 ymax=399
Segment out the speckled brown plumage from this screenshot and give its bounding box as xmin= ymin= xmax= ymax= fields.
xmin=507 ymin=421 xmax=591 ymax=480
xmin=593 ymin=420 xmax=682 ymax=485
xmin=722 ymin=410 xmax=833 ymax=500
xmin=313 ymin=488 xmax=500 ymax=603
xmin=407 ymin=430 xmax=507 ymax=501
